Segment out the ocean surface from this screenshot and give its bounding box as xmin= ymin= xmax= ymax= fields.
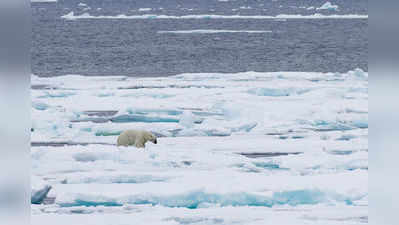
xmin=32 ymin=0 xmax=367 ymax=77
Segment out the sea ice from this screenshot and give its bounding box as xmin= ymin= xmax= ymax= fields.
xmin=61 ymin=12 xmax=368 ymax=20
xmin=138 ymin=8 xmax=152 ymax=12
xmin=31 ymin=70 xmax=368 ymax=224
xmin=317 ymin=2 xmax=339 ymax=11
xmin=31 ymin=176 xmax=52 ymax=204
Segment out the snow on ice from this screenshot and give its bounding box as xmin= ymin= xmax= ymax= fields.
xmin=31 ymin=70 xmax=368 ymax=225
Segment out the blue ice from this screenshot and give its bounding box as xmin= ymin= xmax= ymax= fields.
xmin=127 ymin=108 xmax=183 ymax=116
xmin=38 ymin=91 xmax=76 ymax=98
xmin=31 ymin=185 xmax=52 ymax=204
xmin=32 ymin=102 xmax=49 ymax=111
xmin=95 ymin=130 xmax=122 ymax=136
xmin=59 ymin=189 xmax=357 ymax=209
xmin=253 ymin=162 xmax=289 ymax=170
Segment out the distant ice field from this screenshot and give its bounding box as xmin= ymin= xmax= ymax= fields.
xmin=61 ymin=12 xmax=367 ymax=20
xmin=31 ymin=70 xmax=368 ymax=225
xmin=32 ymin=0 xmax=368 ymax=15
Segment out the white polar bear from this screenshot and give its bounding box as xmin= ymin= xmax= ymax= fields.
xmin=117 ymin=129 xmax=157 ymax=148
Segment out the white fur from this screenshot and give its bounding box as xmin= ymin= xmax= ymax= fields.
xmin=117 ymin=130 xmax=157 ymax=148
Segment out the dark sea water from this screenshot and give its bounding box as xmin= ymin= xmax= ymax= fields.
xmin=32 ymin=0 xmax=368 ymax=77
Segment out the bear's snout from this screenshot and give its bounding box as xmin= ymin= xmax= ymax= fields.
xmin=153 ymin=139 xmax=157 ymax=144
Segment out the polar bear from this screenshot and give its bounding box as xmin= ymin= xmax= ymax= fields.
xmin=117 ymin=129 xmax=157 ymax=148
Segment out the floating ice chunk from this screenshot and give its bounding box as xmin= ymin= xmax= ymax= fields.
xmin=78 ymin=3 xmax=87 ymax=7
xmin=347 ymin=68 xmax=368 ymax=80
xmin=306 ymin=6 xmax=315 ymax=10
xmin=138 ymin=8 xmax=152 ymax=12
xmin=317 ymin=2 xmax=339 ymax=11
xmin=31 ymin=176 xmax=52 ymax=204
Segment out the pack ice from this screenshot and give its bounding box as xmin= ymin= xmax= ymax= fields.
xmin=32 ymin=70 xmax=368 ymax=225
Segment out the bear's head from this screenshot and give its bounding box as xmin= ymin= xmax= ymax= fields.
xmin=145 ymin=132 xmax=157 ymax=144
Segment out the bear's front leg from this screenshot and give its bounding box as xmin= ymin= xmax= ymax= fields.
xmin=135 ymin=141 xmax=145 ymax=148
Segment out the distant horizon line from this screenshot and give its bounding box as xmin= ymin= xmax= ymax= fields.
xmin=62 ymin=12 xmax=368 ymax=20
xmin=157 ymin=30 xmax=272 ymax=34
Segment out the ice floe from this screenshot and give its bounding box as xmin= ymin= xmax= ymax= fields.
xmin=317 ymin=2 xmax=339 ymax=11
xmin=31 ymin=70 xmax=367 ymax=224
xmin=138 ymin=8 xmax=152 ymax=12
